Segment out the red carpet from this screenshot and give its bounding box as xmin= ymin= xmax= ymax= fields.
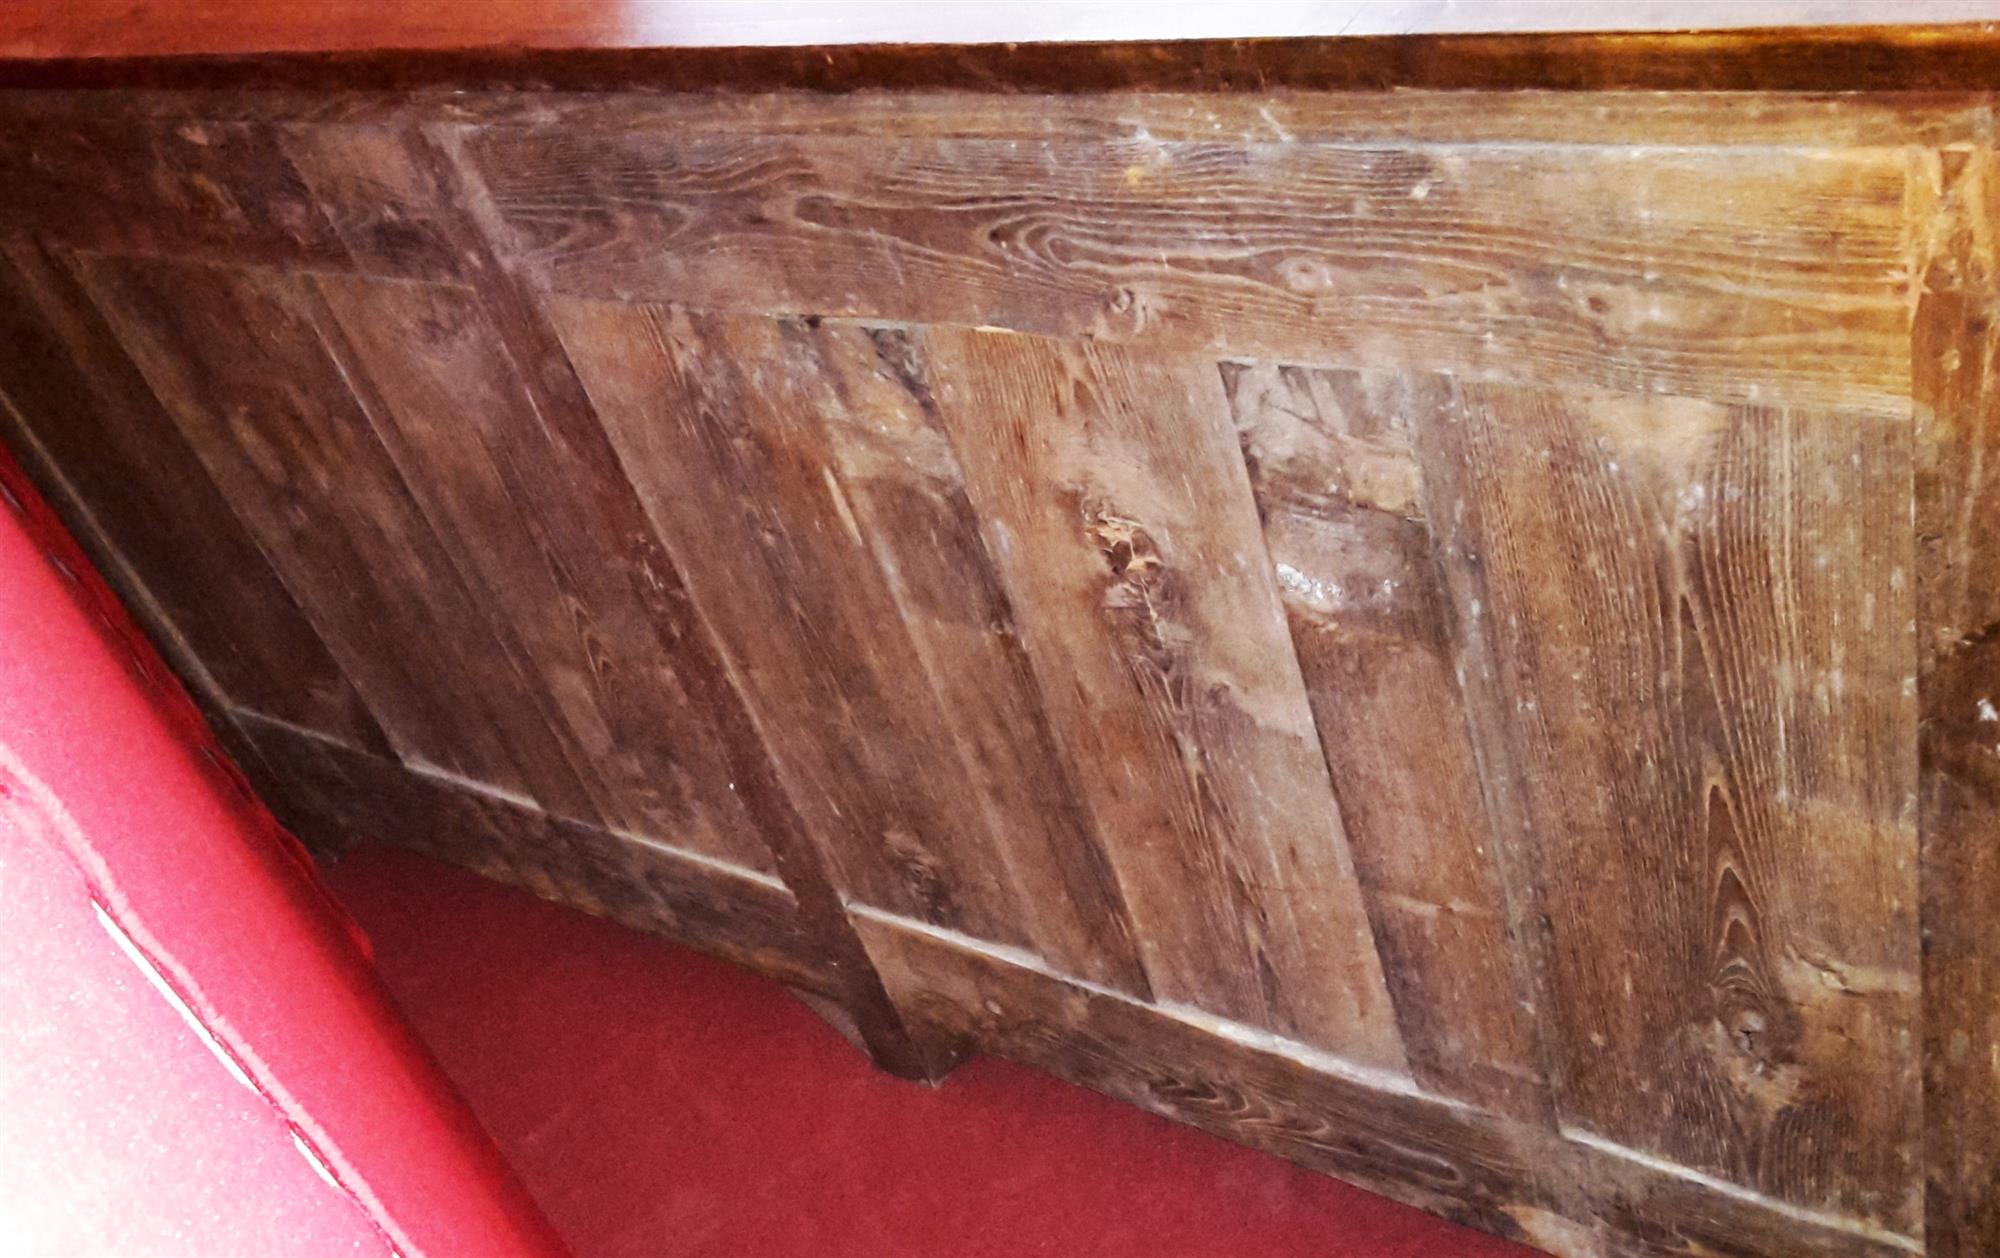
xmin=323 ymin=844 xmax=1536 ymax=1258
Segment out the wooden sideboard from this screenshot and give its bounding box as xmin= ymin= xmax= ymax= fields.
xmin=0 ymin=20 xmax=1995 ymax=1257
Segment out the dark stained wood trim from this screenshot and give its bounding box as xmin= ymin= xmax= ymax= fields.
xmin=0 ymin=26 xmax=1998 ymax=96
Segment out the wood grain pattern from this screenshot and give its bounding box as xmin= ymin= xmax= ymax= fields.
xmin=548 ymin=301 xmax=1046 ymax=952
xmin=281 ymin=123 xmax=460 ymax=278
xmin=766 ymin=320 xmax=1150 ymax=994
xmin=397 ymin=88 xmax=1996 ymax=150
xmin=465 ymin=129 xmax=1910 ymax=409
xmin=1911 ymin=144 xmax=2000 ymax=1258
xmin=75 ymin=253 xmax=596 ymax=817
xmin=312 ymin=273 xmax=776 ymax=873
xmin=298 ymin=121 xmax=950 ymax=1078
xmin=1223 ymin=362 xmax=1549 ymax=1119
xmin=1409 ymin=375 xmax=1921 ymax=1230
xmin=923 ymin=326 xmax=1401 ymax=1065
xmin=0 ymin=60 xmax=1978 ymax=1253
xmin=0 ymin=115 xmax=345 ymax=265
xmin=0 ymin=239 xmax=388 ymax=751
xmin=3 ymin=86 xmax=1987 ymax=154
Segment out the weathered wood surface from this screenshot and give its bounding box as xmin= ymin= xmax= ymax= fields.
xmin=0 ymin=240 xmax=387 ymax=752
xmin=465 ymin=130 xmax=1909 ymax=411
xmin=1410 ymin=375 xmax=1921 ymax=1231
xmin=0 ymin=58 xmax=1986 ymax=1254
xmin=553 ymin=303 xmax=1046 ymax=952
xmin=77 ymin=253 xmax=602 ymax=817
xmin=922 ymin=326 xmax=1400 ymax=1063
xmin=312 ymin=274 xmax=776 ymax=872
xmin=1224 ymin=362 xmax=1550 ymax=1119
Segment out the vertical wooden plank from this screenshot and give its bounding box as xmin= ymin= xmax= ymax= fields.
xmin=0 ymin=239 xmax=389 ymax=754
xmin=547 ymin=301 xmax=1038 ymax=952
xmin=1222 ymin=362 xmax=1549 ymax=1118
xmin=773 ymin=320 xmax=1150 ymax=994
xmin=1911 ymin=144 xmax=2000 ymax=1256
xmin=74 ymin=252 xmax=597 ymax=821
xmin=312 ymin=273 xmax=777 ymax=874
xmin=1408 ymin=376 xmax=1920 ymax=1229
xmin=920 ymin=325 xmax=1403 ymax=1067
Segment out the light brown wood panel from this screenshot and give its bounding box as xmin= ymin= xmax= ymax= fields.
xmin=75 ymin=252 xmax=597 ymax=818
xmin=763 ymin=319 xmax=1150 ymax=994
xmin=548 ymin=301 xmax=1049 ymax=952
xmin=1407 ymin=375 xmax=1921 ymax=1230
xmin=1911 ymin=143 xmax=2000 ymax=1258
xmin=921 ymin=325 xmax=1402 ymax=1066
xmin=259 ymin=87 xmax=1982 ymax=149
xmin=6 ymin=86 xmax=1985 ymax=154
xmin=1223 ymin=362 xmax=1549 ymax=1119
xmin=0 ymin=239 xmax=388 ymax=751
xmin=311 ymin=274 xmax=778 ymax=873
xmin=463 ymin=128 xmax=1910 ymax=410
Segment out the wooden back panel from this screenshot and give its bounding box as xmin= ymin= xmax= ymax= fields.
xmin=0 ymin=41 xmax=1993 ymax=1254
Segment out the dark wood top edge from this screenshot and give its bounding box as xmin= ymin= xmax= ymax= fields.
xmin=2 ymin=25 xmax=1999 ymax=95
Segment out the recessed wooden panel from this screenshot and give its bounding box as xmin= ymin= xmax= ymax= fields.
xmin=311 ymin=274 xmax=779 ymax=873
xmin=0 ymin=240 xmax=388 ymax=751
xmin=1223 ymin=362 xmax=1548 ymax=1118
xmin=548 ymin=301 xmax=1053 ymax=954
xmin=75 ymin=253 xmax=596 ymax=817
xmin=761 ymin=320 xmax=1150 ymax=994
xmin=921 ymin=325 xmax=1402 ymax=1066
xmin=464 ymin=129 xmax=1910 ymax=409
xmin=1407 ymin=375 xmax=1920 ymax=1229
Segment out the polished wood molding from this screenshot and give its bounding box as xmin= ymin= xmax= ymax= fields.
xmin=0 ymin=19 xmax=1993 ymax=93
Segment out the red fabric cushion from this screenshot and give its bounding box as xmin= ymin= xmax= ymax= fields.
xmin=0 ymin=442 xmax=567 ymax=1258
